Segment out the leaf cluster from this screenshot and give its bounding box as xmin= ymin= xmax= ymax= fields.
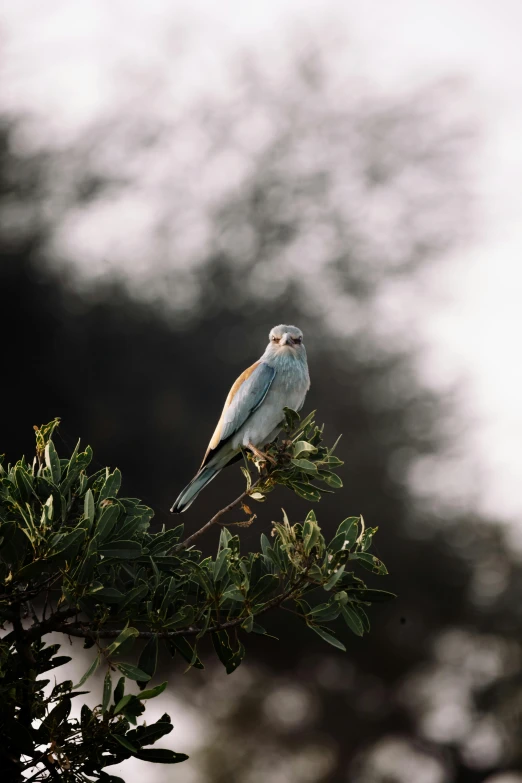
xmin=240 ymin=407 xmax=345 ymax=503
xmin=0 ymin=414 xmax=393 ymax=780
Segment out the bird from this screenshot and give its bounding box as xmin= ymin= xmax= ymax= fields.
xmin=171 ymin=324 xmax=310 ymax=513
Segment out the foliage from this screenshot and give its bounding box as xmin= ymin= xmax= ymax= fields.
xmin=0 ymin=413 xmax=392 ymax=780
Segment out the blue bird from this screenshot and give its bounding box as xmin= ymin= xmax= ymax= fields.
xmin=171 ymin=324 xmax=310 ymax=513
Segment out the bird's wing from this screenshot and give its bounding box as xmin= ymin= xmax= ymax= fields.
xmin=200 ymin=360 xmax=276 ymax=468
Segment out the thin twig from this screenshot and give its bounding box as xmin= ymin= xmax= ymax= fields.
xmin=175 ymin=476 xmax=263 ymax=552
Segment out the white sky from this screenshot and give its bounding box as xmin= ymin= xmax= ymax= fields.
xmin=2 ymin=0 xmax=522 ymax=534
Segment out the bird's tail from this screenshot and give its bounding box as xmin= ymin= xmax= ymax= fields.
xmin=170 ymin=463 xmax=222 ymax=513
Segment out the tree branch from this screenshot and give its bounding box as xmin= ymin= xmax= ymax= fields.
xmin=24 ymin=606 xmax=79 ymax=641
xmin=11 ymin=609 xmax=36 ymax=666
xmin=176 ymin=475 xmax=263 ymax=552
xmin=51 ymin=579 xmax=306 ymax=642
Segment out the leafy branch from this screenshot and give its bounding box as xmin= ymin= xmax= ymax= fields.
xmin=0 ymin=414 xmax=394 ymax=781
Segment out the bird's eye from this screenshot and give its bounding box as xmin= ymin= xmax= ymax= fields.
xmin=271 ymin=336 xmax=280 ymax=343
xmin=293 ymin=336 xmax=302 ymax=344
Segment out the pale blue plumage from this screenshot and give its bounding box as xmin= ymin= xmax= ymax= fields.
xmin=171 ymin=325 xmax=310 ymax=513
xmin=220 ymin=363 xmax=276 ymax=442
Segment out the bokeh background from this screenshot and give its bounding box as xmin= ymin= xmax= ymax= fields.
xmin=3 ymin=1 xmax=522 ymax=781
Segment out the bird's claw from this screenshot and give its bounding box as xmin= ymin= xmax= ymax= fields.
xmin=247 ymin=442 xmax=277 ymax=467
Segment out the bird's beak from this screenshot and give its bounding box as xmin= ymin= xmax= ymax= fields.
xmin=280 ymin=332 xmax=291 ymax=346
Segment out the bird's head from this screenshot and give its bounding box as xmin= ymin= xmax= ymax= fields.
xmin=266 ymin=324 xmax=306 ymax=358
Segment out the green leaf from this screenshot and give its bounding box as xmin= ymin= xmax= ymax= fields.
xmin=117 ymin=663 xmax=152 ymax=682
xmin=291 ymin=409 xmax=316 ymax=438
xmin=353 ymin=603 xmax=370 ymax=633
xmin=138 ymin=681 xmax=167 ymax=700
xmin=283 ymin=407 xmax=300 ymax=430
xmin=221 ymin=587 xmax=244 ymax=602
xmin=290 ymin=482 xmax=321 ymax=502
xmin=118 ymin=508 xmax=155 ymax=539
xmin=95 ymin=505 xmax=120 ymax=543
xmin=358 ymin=526 xmax=377 ymax=552
xmin=45 ymin=440 xmax=61 ymax=483
xmin=35 ymin=419 xmax=60 ymax=458
xmin=350 ymin=588 xmax=397 ymax=602
xmin=318 ymin=470 xmax=343 ymax=488
xmin=72 ymin=655 xmax=100 ymax=688
xmin=323 ymin=565 xmax=345 ymax=591
xmin=218 ymin=526 xmax=233 ymax=552
xmin=99 ymin=468 xmax=122 ymax=502
xmin=165 ymin=636 xmax=204 ymax=669
xmin=90 ymin=587 xmax=124 ymax=603
xmin=114 ymin=694 xmax=134 ymax=715
xmin=137 ymin=635 xmax=158 ymax=685
xmin=260 ymin=533 xmax=272 ymax=562
xmin=290 ymin=458 xmax=318 ymax=474
xmin=213 ymin=547 xmax=230 ymax=583
xmin=45 ymin=696 xmax=71 ymax=727
xmin=303 ymin=519 xmax=322 ymax=556
xmin=309 ymin=625 xmax=346 ymax=651
xmin=106 ymin=627 xmax=140 ymax=656
xmin=60 ymin=439 xmax=81 ymax=492
xmin=49 ymin=528 xmax=85 ymax=562
xmin=212 ymin=631 xmax=245 ymax=674
xmin=99 ymin=540 xmax=142 ymax=559
xmin=240 ymin=466 xmax=252 ymax=490
xmin=249 ymin=573 xmax=279 ymax=601
xmin=16 ymin=560 xmax=55 ymax=580
xmin=292 ymin=441 xmax=318 ymax=458
xmin=13 ymin=466 xmax=34 ymax=503
xmin=308 ymin=602 xmax=341 ymax=622
xmin=328 ymin=433 xmax=342 ymax=455
xmin=127 ymin=719 xmax=173 ymax=747
xmin=158 ymin=579 xmax=180 ymax=620
xmin=318 ymin=455 xmax=343 ymax=467
xmin=341 ymin=604 xmax=364 ymax=636
xmin=75 ymin=552 xmax=97 ymax=584
xmin=251 ymin=623 xmax=279 ymax=640
xmin=196 ymin=607 xmax=212 ymax=640
xmin=114 ymin=677 xmax=125 ymax=705
xmin=114 ymin=734 xmax=137 ymax=753
xmin=41 ymin=493 xmax=54 ymax=523
xmin=330 ymin=517 xmax=359 ymax=552
xmin=119 ymin=584 xmax=149 ymax=613
xmin=134 ymin=749 xmax=189 ymax=764
xmin=238 ymin=560 xmax=250 ymax=590
xmin=102 ymin=671 xmax=112 ymax=713
xmin=352 ymin=552 xmax=388 ymax=575
xmin=84 ymin=489 xmax=95 ymax=525
xmin=146 ymin=528 xmax=183 ymax=555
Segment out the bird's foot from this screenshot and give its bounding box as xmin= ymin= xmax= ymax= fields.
xmin=247 ymin=442 xmax=277 ymax=466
